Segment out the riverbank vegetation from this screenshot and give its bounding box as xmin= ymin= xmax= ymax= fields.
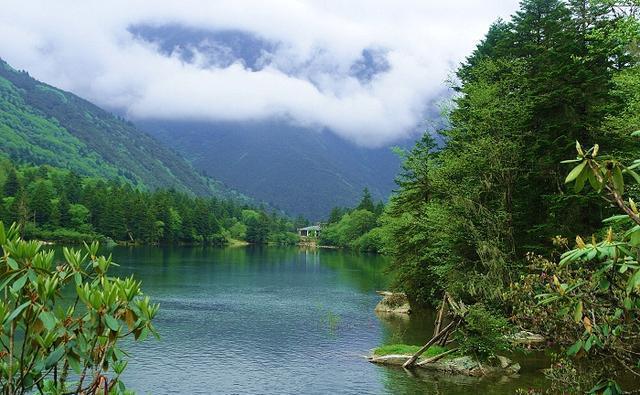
xmin=320 ymin=188 xmax=385 ymax=252
xmin=345 ymin=0 xmax=640 ymax=392
xmin=0 ymin=160 xmax=298 ymax=246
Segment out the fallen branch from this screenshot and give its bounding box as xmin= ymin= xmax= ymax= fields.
xmin=403 ymin=319 xmax=458 ymax=368
xmin=417 ymin=347 xmax=459 ymax=366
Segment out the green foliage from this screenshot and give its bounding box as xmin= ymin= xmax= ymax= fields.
xmin=0 ymin=221 xmax=157 ymax=394
xmin=268 ymin=231 xmax=300 ymax=246
xmin=368 ymin=1 xmax=640 ymax=375
xmin=228 ymin=221 xmax=247 ymax=240
xmin=352 ymin=227 xmax=385 ymax=253
xmin=453 ymin=304 xmax=512 ymax=359
xmin=378 ymin=0 xmax=640 ymax=307
xmin=356 ymin=188 xmax=375 ymax=212
xmin=517 ymin=140 xmax=640 ymax=389
xmin=2 ymin=167 xmax=19 ymax=197
xmin=319 ymin=209 xmax=377 ymax=249
xmin=319 ymin=188 xmax=386 ymax=251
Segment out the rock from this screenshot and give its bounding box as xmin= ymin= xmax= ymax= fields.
xmin=368 ymin=353 xmax=520 ymax=377
xmin=419 ymin=355 xmax=521 ymax=377
xmin=374 ymin=291 xmax=411 ymax=314
xmin=496 ymin=355 xmax=510 ymax=369
xmin=509 ymin=331 xmax=545 ymax=345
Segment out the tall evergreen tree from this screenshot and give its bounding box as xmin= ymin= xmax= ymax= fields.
xmin=3 ymin=167 xmax=20 ymax=197
xmin=29 ymin=181 xmax=53 ymax=226
xmin=357 ymin=188 xmax=375 ymax=212
xmin=58 ymin=194 xmax=72 ymax=228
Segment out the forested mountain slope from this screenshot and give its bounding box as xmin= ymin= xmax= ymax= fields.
xmin=0 ymin=59 xmax=239 ymax=199
xmin=142 ymin=119 xmax=411 ymax=219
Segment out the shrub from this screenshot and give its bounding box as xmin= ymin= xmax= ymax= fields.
xmin=454 ymin=304 xmax=512 ymax=359
xmin=0 ymin=221 xmax=158 ymax=394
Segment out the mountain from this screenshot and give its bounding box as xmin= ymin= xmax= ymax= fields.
xmin=141 ymin=119 xmax=409 ymax=219
xmin=125 ymin=23 xmax=430 ymax=219
xmin=0 ymin=59 xmax=240 ymax=199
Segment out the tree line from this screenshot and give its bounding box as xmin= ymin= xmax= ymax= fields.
xmin=0 ymin=160 xmax=299 ymax=245
xmin=319 ymin=188 xmax=385 ymax=252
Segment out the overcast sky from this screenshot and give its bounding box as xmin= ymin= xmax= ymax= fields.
xmin=0 ymin=1 xmax=520 ymax=146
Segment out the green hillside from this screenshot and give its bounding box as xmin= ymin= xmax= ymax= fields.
xmin=0 ymin=58 xmax=239 ymax=199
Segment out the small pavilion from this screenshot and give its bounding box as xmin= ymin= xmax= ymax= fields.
xmin=297 ymin=225 xmax=321 ymax=238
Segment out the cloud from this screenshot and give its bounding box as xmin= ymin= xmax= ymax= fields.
xmin=0 ymin=0 xmax=520 ymax=146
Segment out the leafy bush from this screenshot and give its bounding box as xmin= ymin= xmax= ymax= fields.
xmin=23 ymin=224 xmax=108 ymax=245
xmin=516 ymin=141 xmax=640 ymax=391
xmin=454 ymin=304 xmax=512 ymax=359
xmin=319 ymin=209 xmax=377 ymax=248
xmin=351 ymin=227 xmax=385 ymax=252
xmin=269 ymin=231 xmax=299 ymax=246
xmin=228 ymin=221 xmax=247 ymax=240
xmin=0 ymin=221 xmax=158 ymax=394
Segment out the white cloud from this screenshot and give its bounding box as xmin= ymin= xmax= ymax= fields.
xmin=0 ymin=0 xmax=520 ymax=146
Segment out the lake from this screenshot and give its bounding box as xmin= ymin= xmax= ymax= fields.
xmin=105 ymin=245 xmax=548 ymax=394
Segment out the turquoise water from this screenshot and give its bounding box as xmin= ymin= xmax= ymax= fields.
xmin=105 ymin=246 xmax=548 ymax=394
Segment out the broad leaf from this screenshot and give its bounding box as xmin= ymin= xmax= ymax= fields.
xmin=565 ymin=161 xmax=587 ymax=184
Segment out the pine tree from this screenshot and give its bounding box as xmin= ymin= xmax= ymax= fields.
xmin=3 ymin=167 xmax=20 ymax=197
xmin=327 ymin=208 xmax=343 ymax=224
xmin=357 ymin=188 xmax=375 ymax=212
xmin=63 ymin=171 xmax=83 ymax=203
xmin=8 ymin=189 xmax=30 ymax=230
xmin=29 ymin=181 xmax=53 ymax=226
xmin=58 ymin=194 xmax=71 ymax=228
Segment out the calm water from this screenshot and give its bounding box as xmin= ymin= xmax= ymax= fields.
xmin=102 ymin=246 xmax=548 ymax=394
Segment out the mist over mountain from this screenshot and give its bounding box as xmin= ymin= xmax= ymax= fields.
xmin=131 ymin=24 xmax=445 ymax=219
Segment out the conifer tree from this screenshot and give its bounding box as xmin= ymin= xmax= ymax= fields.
xmin=357 ymin=188 xmax=375 ymax=212
xmin=3 ymin=167 xmax=20 ymax=197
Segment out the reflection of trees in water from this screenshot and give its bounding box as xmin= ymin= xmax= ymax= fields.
xmin=104 ymin=245 xmax=391 ymax=293
xmin=376 ymin=308 xmax=438 ymax=348
xmin=313 ymin=248 xmax=390 ymax=292
xmin=379 ymin=363 xmax=545 ymax=395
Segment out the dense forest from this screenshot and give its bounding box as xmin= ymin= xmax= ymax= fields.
xmin=0 ymin=160 xmax=298 ymax=245
xmin=368 ymin=0 xmax=640 ymax=393
xmin=320 ymin=0 xmax=640 ymax=391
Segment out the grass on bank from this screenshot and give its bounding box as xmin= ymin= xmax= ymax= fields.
xmin=373 ymin=344 xmax=448 ymax=357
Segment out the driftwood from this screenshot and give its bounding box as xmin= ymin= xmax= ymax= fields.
xmin=417 ymin=347 xmax=459 ymax=366
xmin=402 ymin=320 xmax=457 ymax=368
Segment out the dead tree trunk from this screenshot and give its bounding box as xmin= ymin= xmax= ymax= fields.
xmin=433 ymin=293 xmax=447 ymax=337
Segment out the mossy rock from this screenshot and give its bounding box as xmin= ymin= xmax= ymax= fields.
xmin=374 ymin=291 xmax=411 ymax=314
xmin=368 ymin=349 xmax=520 ymax=377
